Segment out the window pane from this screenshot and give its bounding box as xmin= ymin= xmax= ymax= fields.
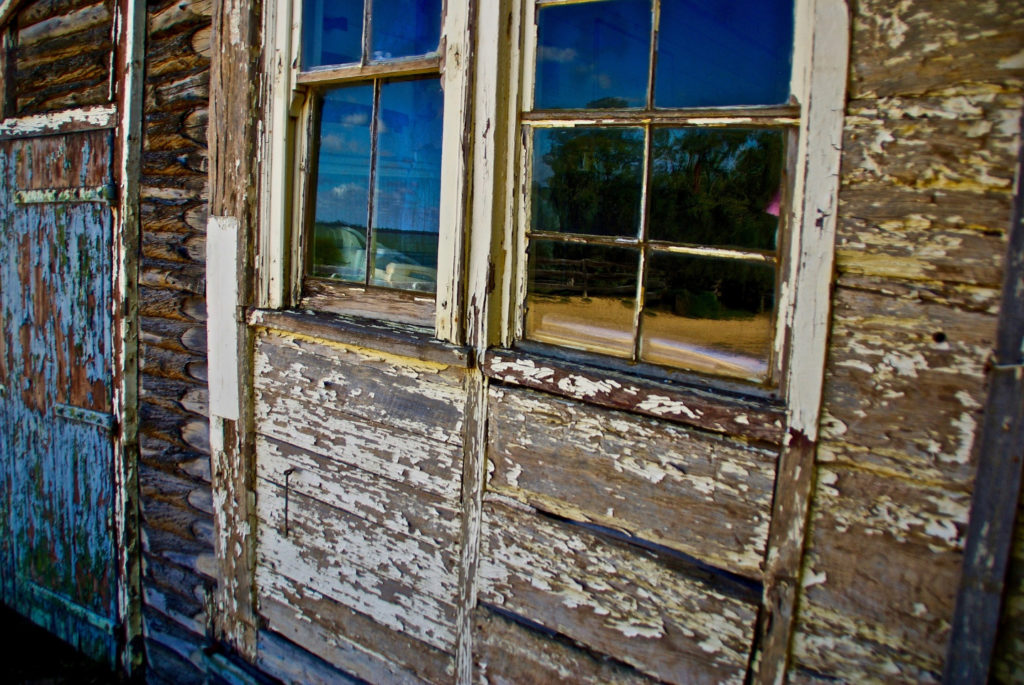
xmin=310 ymin=85 xmax=374 ymax=282
xmin=655 ymin=0 xmax=794 ymax=107
xmin=641 ymin=252 xmax=775 ymax=380
xmin=535 ymin=0 xmax=650 ymax=109
xmin=370 ymin=0 xmax=441 ymax=60
xmin=371 ymin=78 xmax=444 ymax=293
xmin=532 ymin=127 xmax=644 ymax=238
xmin=526 ymin=241 xmax=639 ymax=359
xmin=303 ymin=0 xmax=364 ymax=68
xmin=649 ymin=128 xmax=784 ymax=250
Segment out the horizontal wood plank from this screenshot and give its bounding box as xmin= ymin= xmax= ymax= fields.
xmin=257 ymin=486 xmax=458 ymax=652
xmin=257 ymin=434 xmax=461 ymax=548
xmin=473 ymin=606 xmax=655 ymax=684
xmin=488 ymin=386 xmax=777 ymax=577
xmin=482 ymin=349 xmax=784 ymax=444
xmin=478 ymin=499 xmax=758 ymax=684
xmin=260 ymin=589 xmax=453 ymax=684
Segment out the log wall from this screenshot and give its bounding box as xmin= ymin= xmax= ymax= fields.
xmin=9 ymin=0 xmax=113 ymax=115
xmin=791 ymin=0 xmax=1024 ymax=681
xmin=136 ymin=0 xmax=214 ymax=680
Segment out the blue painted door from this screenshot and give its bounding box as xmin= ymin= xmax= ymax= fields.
xmin=0 ymin=130 xmax=118 ymax=665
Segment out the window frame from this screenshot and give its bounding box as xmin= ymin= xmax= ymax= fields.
xmin=258 ymin=0 xmax=472 ymax=340
xmin=502 ymin=0 xmax=821 ymax=396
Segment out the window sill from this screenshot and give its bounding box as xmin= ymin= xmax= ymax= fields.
xmin=481 ymin=346 xmax=785 ymax=446
xmin=247 ymin=308 xmax=472 ymax=369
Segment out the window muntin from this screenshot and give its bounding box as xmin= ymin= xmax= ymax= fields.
xmin=521 ymin=0 xmax=795 ymax=385
xmin=299 ymin=0 xmax=445 ymax=301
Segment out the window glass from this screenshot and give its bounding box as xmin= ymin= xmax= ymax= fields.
xmin=641 ymin=253 xmax=775 ymax=379
xmin=370 ymin=0 xmax=442 ymax=59
xmin=309 ymin=84 xmax=374 ymax=281
xmin=655 ymin=0 xmax=794 ymax=107
xmin=534 ymin=0 xmax=650 ymax=109
xmin=531 ymin=127 xmax=644 ymax=237
xmin=371 ymin=78 xmax=443 ymax=293
xmin=526 ymin=242 xmax=640 ymax=359
xmin=649 ymin=128 xmax=784 ymax=250
xmin=302 ymin=0 xmax=363 ymax=68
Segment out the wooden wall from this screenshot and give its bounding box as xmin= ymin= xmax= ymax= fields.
xmin=136 ymin=0 xmax=214 ymax=680
xmin=8 ymin=0 xmax=113 ymax=115
xmin=790 ymin=0 xmax=1024 ymax=681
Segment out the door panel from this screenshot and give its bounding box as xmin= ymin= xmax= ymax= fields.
xmin=0 ymin=131 xmax=118 ymax=663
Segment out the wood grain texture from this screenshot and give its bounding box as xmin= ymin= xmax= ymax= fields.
xmin=11 ymin=1 xmax=113 ymax=115
xmin=257 ymin=485 xmax=459 ymax=652
xmin=818 ymin=285 xmax=996 ymax=486
xmin=791 ymin=465 xmax=970 ymax=682
xmin=848 ymin=0 xmax=1024 ymax=99
xmin=482 ymin=349 xmax=785 ymax=444
xmin=472 ymin=607 xmax=655 ymax=685
xmin=478 ymin=499 xmax=759 ymax=685
xmin=488 ymin=385 xmax=777 ymax=577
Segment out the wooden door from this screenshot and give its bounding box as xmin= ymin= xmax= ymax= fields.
xmin=0 ymin=130 xmax=118 ymax=664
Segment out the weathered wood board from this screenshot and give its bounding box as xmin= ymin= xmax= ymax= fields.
xmin=0 ymin=130 xmax=118 ymax=663
xmin=487 ymin=385 xmax=778 ymax=578
xmin=477 ymin=498 xmax=759 ymax=684
xmin=11 ymin=0 xmax=113 ymax=115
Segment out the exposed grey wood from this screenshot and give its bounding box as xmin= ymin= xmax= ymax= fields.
xmin=207 ymin=0 xmax=261 ymax=659
xmin=301 ymin=278 xmax=436 ymax=329
xmin=257 ymin=486 xmax=459 ymax=652
xmin=254 ymin=328 xmax=466 ymax=438
xmin=249 ymin=308 xmax=471 ymax=368
xmin=260 ymin=591 xmax=453 ymax=684
xmin=472 ymin=607 xmax=655 ymax=684
xmin=482 ymin=348 xmax=785 ymax=444
xmin=478 ymin=499 xmax=759 ymax=684
xmin=488 ymin=385 xmax=778 ymax=577
xmin=944 ymin=109 xmax=1024 ymax=684
xmin=256 ymin=434 xmax=461 ymax=548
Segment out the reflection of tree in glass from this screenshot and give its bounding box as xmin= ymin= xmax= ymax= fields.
xmin=650 ymin=128 xmax=782 ymax=250
xmin=533 ymin=125 xmax=643 ymax=237
xmin=535 ymin=126 xmax=782 ymax=319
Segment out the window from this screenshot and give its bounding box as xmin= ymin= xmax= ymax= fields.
xmin=278 ymin=0 xmax=460 ymax=327
xmin=516 ymin=0 xmax=798 ymax=385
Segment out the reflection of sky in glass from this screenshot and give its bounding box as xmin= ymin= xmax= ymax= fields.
xmin=371 ymin=0 xmax=441 ymax=59
xmin=656 ymin=0 xmax=793 ymax=107
xmin=314 ymin=84 xmax=373 ymax=227
xmin=535 ymin=0 xmax=650 ymax=109
xmin=372 ymin=79 xmax=443 ymax=236
xmin=302 ymin=0 xmax=363 ymax=67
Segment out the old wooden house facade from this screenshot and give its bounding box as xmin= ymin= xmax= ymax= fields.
xmin=1 ymin=0 xmax=1024 ymax=682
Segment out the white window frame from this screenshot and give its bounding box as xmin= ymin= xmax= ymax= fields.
xmin=494 ymin=0 xmax=847 ymax=407
xmin=258 ymin=0 xmax=472 ymax=342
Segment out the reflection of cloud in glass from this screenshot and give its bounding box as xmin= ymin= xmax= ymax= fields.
xmin=537 ymin=46 xmax=578 ymax=63
xmin=535 ymin=0 xmax=649 ymax=109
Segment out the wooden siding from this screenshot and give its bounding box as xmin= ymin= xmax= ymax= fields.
xmin=487 ymin=385 xmax=778 ymax=578
xmin=251 ymin=327 xmax=467 ymax=682
xmin=137 ymin=0 xmax=214 ymax=680
xmin=791 ymin=0 xmax=1024 ymax=681
xmin=10 ymin=0 xmax=113 ymax=115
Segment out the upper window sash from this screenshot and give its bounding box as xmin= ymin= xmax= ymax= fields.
xmin=259 ymin=0 xmax=473 ymax=343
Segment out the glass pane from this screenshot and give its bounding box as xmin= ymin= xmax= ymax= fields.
xmin=655 ymin=0 xmax=794 ymax=107
xmin=303 ymin=0 xmax=364 ymax=68
xmin=535 ymin=0 xmax=650 ymax=109
xmin=371 ymin=78 xmax=444 ymax=293
xmin=649 ymin=128 xmax=784 ymax=250
xmin=641 ymin=252 xmax=775 ymax=380
xmin=526 ymin=241 xmax=639 ymax=359
xmin=370 ymin=0 xmax=442 ymax=59
xmin=309 ymin=85 xmax=374 ymax=282
xmin=532 ymin=127 xmax=644 ymax=238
